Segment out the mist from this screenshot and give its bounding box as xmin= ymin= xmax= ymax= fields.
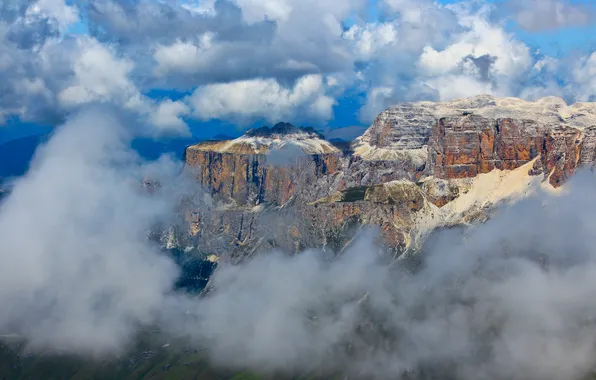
xmin=0 ymin=107 xmax=187 ymax=355
xmin=2 ymin=108 xmax=596 ymax=379
xmin=174 ymin=178 xmax=596 ymax=380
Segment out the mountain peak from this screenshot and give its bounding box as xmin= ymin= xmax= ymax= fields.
xmin=245 ymin=122 xmax=324 ymax=139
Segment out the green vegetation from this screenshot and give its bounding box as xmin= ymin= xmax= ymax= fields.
xmin=339 ymin=186 xmax=368 ymax=202
xmin=0 ymin=336 xmax=257 ymax=380
xmin=0 ymin=329 xmax=344 ymax=380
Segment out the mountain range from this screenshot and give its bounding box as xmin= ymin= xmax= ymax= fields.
xmin=169 ymin=95 xmax=596 ymax=261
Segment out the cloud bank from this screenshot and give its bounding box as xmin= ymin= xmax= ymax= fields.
xmin=0 ymin=108 xmax=187 ymax=354
xmin=0 ymin=0 xmax=595 ymax=131
xmin=171 ymin=174 xmax=596 ymax=380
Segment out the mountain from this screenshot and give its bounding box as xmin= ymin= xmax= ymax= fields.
xmin=175 ymin=95 xmax=596 ymax=259
xmin=130 ymin=136 xmax=200 ymax=161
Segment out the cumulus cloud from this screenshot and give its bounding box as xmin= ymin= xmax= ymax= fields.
xmin=153 ymin=33 xmax=215 ymax=77
xmin=57 ymin=38 xmax=144 ymax=111
xmin=343 ymin=22 xmax=399 ymax=61
xmin=188 ymin=74 xmax=336 ymax=124
xmin=509 ymin=0 xmax=595 ymax=32
xmin=572 ymin=52 xmax=596 ymax=102
xmin=88 ymin=0 xmax=356 ymax=88
xmin=354 ymin=1 xmax=578 ymax=119
xmin=149 ymin=99 xmax=190 ymax=136
xmin=2 ymin=0 xmax=596 ymax=137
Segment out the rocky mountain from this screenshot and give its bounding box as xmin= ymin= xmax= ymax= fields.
xmin=176 ymin=96 xmax=596 ymax=260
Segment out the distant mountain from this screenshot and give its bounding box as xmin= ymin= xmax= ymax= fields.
xmin=130 ymin=136 xmax=200 ymax=161
xmin=210 ymin=133 xmax=235 ymax=141
xmin=320 ymin=125 xmax=368 ymax=141
xmin=245 ymin=122 xmax=325 ymax=139
xmin=0 ymin=133 xmax=51 ymax=180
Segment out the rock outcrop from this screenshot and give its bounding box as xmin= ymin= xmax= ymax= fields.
xmin=177 ymin=97 xmax=596 ymax=259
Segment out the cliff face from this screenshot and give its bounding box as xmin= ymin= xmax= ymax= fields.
xmin=178 ymin=98 xmax=596 ymax=259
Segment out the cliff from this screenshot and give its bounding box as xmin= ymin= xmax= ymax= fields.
xmin=178 ymin=97 xmax=596 ymax=259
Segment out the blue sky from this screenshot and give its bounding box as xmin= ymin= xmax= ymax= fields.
xmin=1 ymin=0 xmax=596 ymax=141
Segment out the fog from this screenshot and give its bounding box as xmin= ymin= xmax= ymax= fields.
xmin=0 ymin=108 xmax=186 ymax=355
xmin=2 ymin=108 xmax=596 ymax=379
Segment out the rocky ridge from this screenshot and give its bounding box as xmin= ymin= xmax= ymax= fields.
xmin=176 ymin=96 xmax=596 ymax=260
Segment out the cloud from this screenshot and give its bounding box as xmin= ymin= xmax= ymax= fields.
xmin=29 ymin=0 xmax=79 ymax=30
xmin=1 ymin=0 xmax=596 ymax=136
xmin=509 ymin=0 xmax=595 ymax=32
xmin=87 ymin=0 xmax=356 ymax=89
xmin=352 ymin=1 xmax=540 ymax=121
xmin=149 ymin=99 xmax=190 ymax=136
xmin=187 ymin=74 xmax=336 ymax=124
xmin=343 ymin=22 xmax=399 ymax=61
xmin=153 ymin=33 xmax=215 ymax=77
xmin=57 ymin=38 xmax=144 ymax=111
xmin=0 ymin=107 xmax=185 ymax=355
xmin=265 ymin=143 xmax=306 ymax=166
xmin=172 ymin=173 xmax=596 ymax=379
xmin=162 ymin=174 xmax=596 ymax=379
xmin=572 ymin=52 xmax=596 ymax=102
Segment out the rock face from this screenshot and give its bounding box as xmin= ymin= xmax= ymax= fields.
xmin=177 ymin=97 xmax=596 ymax=259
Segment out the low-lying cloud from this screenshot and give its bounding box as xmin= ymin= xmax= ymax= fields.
xmin=173 ymin=176 xmax=596 ymax=379
xmin=0 ymin=107 xmax=187 ymax=355
xmin=3 ymin=109 xmax=596 ymax=379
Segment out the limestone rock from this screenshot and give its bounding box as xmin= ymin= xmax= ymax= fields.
xmin=179 ymin=97 xmax=596 ymax=257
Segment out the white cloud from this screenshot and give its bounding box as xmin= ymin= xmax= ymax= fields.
xmin=180 ymin=0 xmax=218 ymax=16
xmin=28 ymin=0 xmax=79 ymax=30
xmin=232 ymin=0 xmax=292 ymax=23
xmin=343 ymin=22 xmax=398 ymax=60
xmin=355 ymin=2 xmax=537 ymax=120
xmin=188 ymin=74 xmax=336 ymax=123
xmin=0 ymin=108 xmax=183 ymax=354
xmin=417 ymin=5 xmax=532 ymax=98
xmin=572 ymin=53 xmax=596 ymax=102
xmin=57 ymin=37 xmax=151 ymax=116
xmin=424 ymin=74 xmax=494 ymax=101
xmin=0 ymin=0 xmax=595 ymax=131
xmin=153 ymin=33 xmax=215 ymax=76
xmin=359 ymin=86 xmax=396 ymax=122
xmin=150 ymin=100 xmax=191 ymax=136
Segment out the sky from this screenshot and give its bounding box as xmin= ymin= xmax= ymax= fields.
xmin=0 ymin=0 xmax=595 ymax=140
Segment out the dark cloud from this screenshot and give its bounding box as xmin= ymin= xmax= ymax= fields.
xmin=87 ymin=0 xmax=275 ymax=45
xmin=0 ymin=0 xmax=32 ymax=23
xmin=10 ymin=19 xmax=57 ymax=48
xmin=84 ymin=0 xmax=357 ymax=90
xmin=462 ymin=54 xmax=498 ymax=82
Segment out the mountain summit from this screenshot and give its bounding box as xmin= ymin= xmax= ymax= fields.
xmin=245 ymin=122 xmax=325 ymax=139
xmin=187 ymin=122 xmax=337 ymax=156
